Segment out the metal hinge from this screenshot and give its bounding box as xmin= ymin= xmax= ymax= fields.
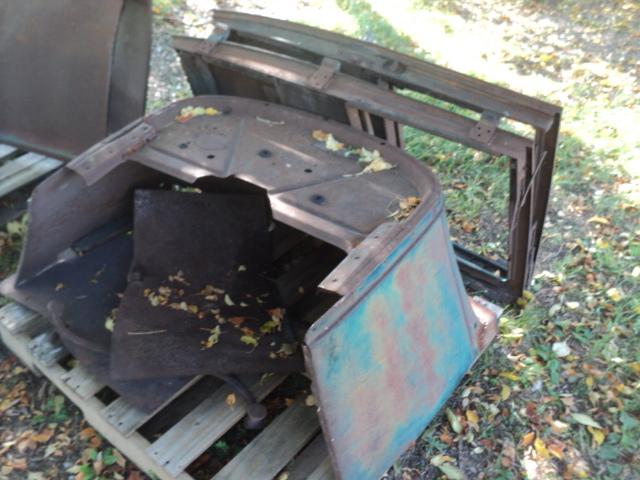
xmin=307 ymin=58 xmax=341 ymax=90
xmin=67 ymin=122 xmax=157 ymax=185
xmin=470 ymin=111 xmax=501 ymax=144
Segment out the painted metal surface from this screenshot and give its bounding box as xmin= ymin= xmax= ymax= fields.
xmin=306 ymin=202 xmax=487 ymax=480
xmin=0 ymin=0 xmax=151 ymax=160
xmin=174 ymin=12 xmax=562 ymax=303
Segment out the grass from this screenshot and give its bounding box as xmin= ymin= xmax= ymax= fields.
xmin=1 ymin=0 xmax=638 ymax=479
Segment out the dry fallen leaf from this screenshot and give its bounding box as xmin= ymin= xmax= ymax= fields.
xmin=446 ymin=408 xmax=463 ymax=434
xmin=79 ymin=427 xmax=96 ymax=440
xmin=325 ymin=134 xmax=344 ymax=151
xmin=175 ymin=105 xmax=220 ymax=122
xmin=521 ymin=431 xmax=535 ymax=447
xmin=500 ymin=384 xmax=511 ymax=401
xmin=430 ymin=454 xmax=456 ymax=467
xmin=534 ymin=437 xmax=549 ymax=459
xmin=312 ymin=130 xmax=329 ymax=141
xmin=499 ymin=371 xmax=519 ymax=382
xmin=240 ymin=335 xmax=258 ymax=347
xmin=356 ymin=148 xmax=395 ymax=175
xmin=438 ymin=463 xmax=466 ymax=480
xmin=550 ymin=419 xmax=570 ymax=434
xmin=392 ymin=196 xmax=421 ymax=221
xmin=552 ymin=341 xmax=571 ymax=358
xmin=586 ymin=215 xmax=610 ymax=225
xmin=587 ymin=425 xmax=605 ymax=445
xmin=547 ymin=441 xmax=565 ymax=459
xmin=201 ymin=326 xmax=221 ymax=349
xmin=571 ymin=412 xmax=602 ymax=429
xmin=606 ymin=287 xmax=622 ymax=302
xmin=31 ymin=428 xmax=54 ymax=443
xmin=465 ymin=409 xmax=479 ymax=427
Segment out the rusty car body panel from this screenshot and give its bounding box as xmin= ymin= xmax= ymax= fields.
xmin=172 ymin=10 xmax=562 ymax=303
xmin=1 ymin=95 xmax=499 ymax=479
xmin=0 ymin=9 xmax=563 ymax=479
xmin=0 ymin=0 xmax=151 ymax=159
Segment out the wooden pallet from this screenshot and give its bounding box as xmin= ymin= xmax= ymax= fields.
xmin=0 ymin=144 xmax=62 ymax=197
xmin=0 ymin=302 xmax=334 ymax=480
xmin=0 ymin=143 xmax=63 ymax=224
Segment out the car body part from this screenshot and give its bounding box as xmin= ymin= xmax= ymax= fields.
xmin=110 ymin=189 xmax=304 ymax=380
xmin=0 ymin=0 xmax=151 ymax=160
xmin=1 ymin=95 xmax=499 ymax=480
xmin=172 ymin=10 xmax=561 ymax=303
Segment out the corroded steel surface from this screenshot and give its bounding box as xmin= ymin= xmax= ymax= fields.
xmin=110 ymin=189 xmax=304 ymax=379
xmin=174 ymin=12 xmax=561 ymax=303
xmin=0 ymin=0 xmax=151 ymax=159
xmin=1 ymin=96 xmax=498 ymax=478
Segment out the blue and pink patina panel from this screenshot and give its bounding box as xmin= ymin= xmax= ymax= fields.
xmin=305 ymin=204 xmax=484 ymax=480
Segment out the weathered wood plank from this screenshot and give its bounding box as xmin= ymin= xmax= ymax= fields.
xmin=28 ymin=330 xmax=66 ymax=367
xmin=307 ymin=457 xmax=335 ymax=480
xmin=60 ymin=366 xmax=105 ymax=400
xmin=0 ymin=144 xmax=18 ymax=161
xmin=0 ymin=302 xmax=45 ymax=336
xmin=213 ymin=400 xmax=320 ymax=480
xmin=0 ymin=308 xmax=42 ymax=373
xmin=0 ymin=302 xmax=192 ymax=480
xmin=0 ymin=152 xmax=62 ymax=197
xmin=282 ymin=435 xmax=329 ymax=480
xmin=101 ymin=375 xmax=203 ymax=437
xmin=149 ymin=374 xmax=286 ymax=476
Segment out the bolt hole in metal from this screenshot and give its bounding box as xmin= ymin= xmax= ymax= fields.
xmin=304 ymin=168 xmax=313 ymax=173
xmin=207 ymin=154 xmax=215 ymax=159
xmin=178 ymin=142 xmax=189 ymax=149
xmin=258 ymin=149 xmax=272 ymax=158
xmin=310 ymin=194 xmax=325 ymax=205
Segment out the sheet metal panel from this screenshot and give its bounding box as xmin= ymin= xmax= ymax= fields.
xmin=0 ymin=0 xmax=150 ymax=159
xmin=306 ymin=205 xmax=482 ymax=480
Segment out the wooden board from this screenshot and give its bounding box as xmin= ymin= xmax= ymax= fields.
xmin=0 ymin=302 xmax=334 ymax=480
xmin=0 ymin=143 xmax=18 ymax=161
xmin=0 ymin=151 xmax=61 ymax=198
xmin=213 ymin=400 xmax=320 ymax=480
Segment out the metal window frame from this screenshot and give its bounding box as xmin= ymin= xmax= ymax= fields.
xmin=172 ymin=11 xmax=561 ymax=303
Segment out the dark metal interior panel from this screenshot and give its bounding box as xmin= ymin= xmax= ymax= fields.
xmin=0 ymin=0 xmax=151 ymax=160
xmin=110 ymin=189 xmax=304 ymax=380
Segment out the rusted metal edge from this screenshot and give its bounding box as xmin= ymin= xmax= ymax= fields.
xmin=308 ymin=195 xmax=444 ymax=345
xmin=213 ymin=9 xmax=561 ymax=129
xmin=172 ymin=37 xmax=531 ymax=159
xmin=67 ymin=121 xmax=157 ymax=185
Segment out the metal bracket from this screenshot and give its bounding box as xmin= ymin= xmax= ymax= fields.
xmin=307 ymin=58 xmax=341 ymax=90
xmin=67 ymin=121 xmax=157 ymax=185
xmin=470 ymin=111 xmax=501 ymax=144
xmin=198 ymin=24 xmax=230 ymax=56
